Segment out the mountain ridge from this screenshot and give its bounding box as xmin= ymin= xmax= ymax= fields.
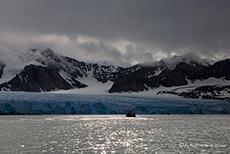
xmin=0 ymin=48 xmax=229 ymax=100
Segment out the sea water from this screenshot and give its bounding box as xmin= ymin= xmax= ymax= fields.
xmin=0 ymin=115 xmax=229 ymax=154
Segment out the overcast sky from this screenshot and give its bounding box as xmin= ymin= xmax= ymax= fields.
xmin=0 ymin=0 xmax=230 ymax=66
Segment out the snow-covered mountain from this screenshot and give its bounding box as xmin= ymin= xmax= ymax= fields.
xmin=0 ymin=48 xmax=230 ymax=100
xmin=0 ymin=49 xmax=122 ymax=92
xmin=109 ymin=56 xmax=230 ymax=93
xmin=139 ymin=52 xmax=212 ymax=70
xmin=27 ymin=48 xmax=121 ymax=82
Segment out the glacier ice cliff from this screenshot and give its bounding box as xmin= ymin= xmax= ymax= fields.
xmin=0 ymin=92 xmax=229 ymax=114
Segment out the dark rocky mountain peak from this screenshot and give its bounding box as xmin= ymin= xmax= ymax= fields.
xmin=27 ymin=48 xmax=122 ymax=81
xmin=0 ymin=64 xmax=87 ymax=92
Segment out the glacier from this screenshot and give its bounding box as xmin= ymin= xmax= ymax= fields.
xmin=0 ymin=92 xmax=229 ymax=114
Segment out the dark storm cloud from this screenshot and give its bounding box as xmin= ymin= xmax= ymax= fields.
xmin=0 ymin=0 xmax=230 ymax=65
xmin=78 ymin=41 xmax=154 ymax=66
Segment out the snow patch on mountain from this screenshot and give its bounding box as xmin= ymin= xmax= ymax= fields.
xmin=53 ymin=75 xmax=113 ymax=94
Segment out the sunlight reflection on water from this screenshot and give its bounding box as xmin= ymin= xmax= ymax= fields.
xmin=0 ymin=115 xmax=229 ymax=153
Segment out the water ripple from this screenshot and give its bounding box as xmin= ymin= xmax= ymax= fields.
xmin=0 ymin=115 xmax=229 ymax=153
